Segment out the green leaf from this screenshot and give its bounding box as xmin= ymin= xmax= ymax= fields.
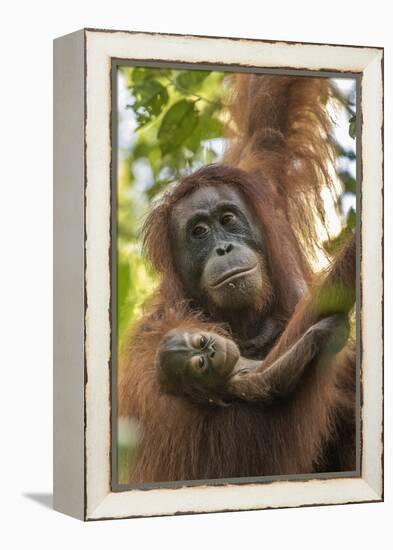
xmin=132 ymin=141 xmax=149 ymax=159
xmin=131 ymin=67 xmax=172 ymax=84
xmin=131 ymin=80 xmax=169 ymax=128
xmin=347 ymin=207 xmax=356 ymax=230
xmin=335 ymin=141 xmax=356 ymax=160
xmin=339 ymin=171 xmax=356 ymax=194
xmin=349 ymin=115 xmax=357 ymax=139
xmin=131 ymin=67 xmax=148 ymax=83
xmin=118 ymin=259 xmax=130 ymax=315
xmin=313 ymin=281 xmax=356 ymax=317
xmin=157 ymin=100 xmax=199 ymax=155
xmin=176 ymin=70 xmax=210 ymax=90
xmin=323 ymin=226 xmax=352 ymax=256
xmin=200 ymin=115 xmax=223 ymax=137
xmin=184 ymin=114 xmax=223 ymax=153
xmin=147 ymin=146 xmax=162 ymax=176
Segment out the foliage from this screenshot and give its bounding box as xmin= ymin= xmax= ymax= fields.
xmin=117 ymin=67 xmax=226 ymax=346
xmin=123 ymin=66 xmax=225 ymax=187
xmin=325 ymin=83 xmax=357 ymax=254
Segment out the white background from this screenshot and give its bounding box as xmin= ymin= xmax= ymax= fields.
xmin=0 ymin=1 xmax=391 ymax=548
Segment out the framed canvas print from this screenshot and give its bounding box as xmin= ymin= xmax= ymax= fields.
xmin=53 ymin=29 xmax=384 ymax=521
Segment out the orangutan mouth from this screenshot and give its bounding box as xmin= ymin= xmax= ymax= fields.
xmin=210 ymin=265 xmax=258 ymax=288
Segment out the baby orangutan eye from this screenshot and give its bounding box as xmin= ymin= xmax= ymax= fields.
xmin=190 ymin=354 xmax=206 ymax=371
xmin=199 ymin=335 xmax=207 ymax=348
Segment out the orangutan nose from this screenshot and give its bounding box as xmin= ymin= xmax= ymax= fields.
xmin=216 ymin=243 xmax=234 ymax=256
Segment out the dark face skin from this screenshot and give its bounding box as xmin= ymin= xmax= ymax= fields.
xmin=171 ymin=185 xmax=269 ymax=313
xmin=156 ymin=330 xmax=241 ymax=396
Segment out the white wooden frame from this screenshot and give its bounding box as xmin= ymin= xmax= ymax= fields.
xmin=53 ymin=28 xmax=384 ymax=521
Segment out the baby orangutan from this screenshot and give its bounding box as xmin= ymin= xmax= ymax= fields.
xmin=156 ymin=315 xmax=348 ymax=407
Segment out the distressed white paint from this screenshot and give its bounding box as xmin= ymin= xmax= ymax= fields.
xmin=84 ymin=29 xmax=383 ymax=520
xmin=359 ymin=52 xmax=384 ymax=498
xmin=91 ymin=478 xmax=378 ymax=519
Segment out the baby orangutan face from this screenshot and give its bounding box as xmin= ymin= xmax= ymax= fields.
xmin=156 ymin=329 xmax=241 ymax=400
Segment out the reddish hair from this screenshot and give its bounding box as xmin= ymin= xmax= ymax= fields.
xmin=143 ymin=163 xmax=311 ymax=319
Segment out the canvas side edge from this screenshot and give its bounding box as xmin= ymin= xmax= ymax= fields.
xmin=53 ymin=29 xmax=86 ymax=521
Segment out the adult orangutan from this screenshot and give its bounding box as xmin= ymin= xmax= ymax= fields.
xmin=118 ymin=74 xmax=356 ymax=483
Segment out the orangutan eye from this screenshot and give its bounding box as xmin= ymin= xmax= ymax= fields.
xmin=191 ymin=353 xmax=207 ymax=371
xmin=221 ymin=213 xmax=235 ymax=225
xmin=199 ymin=335 xmax=207 ymax=348
xmin=192 ymin=224 xmax=208 ymax=237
